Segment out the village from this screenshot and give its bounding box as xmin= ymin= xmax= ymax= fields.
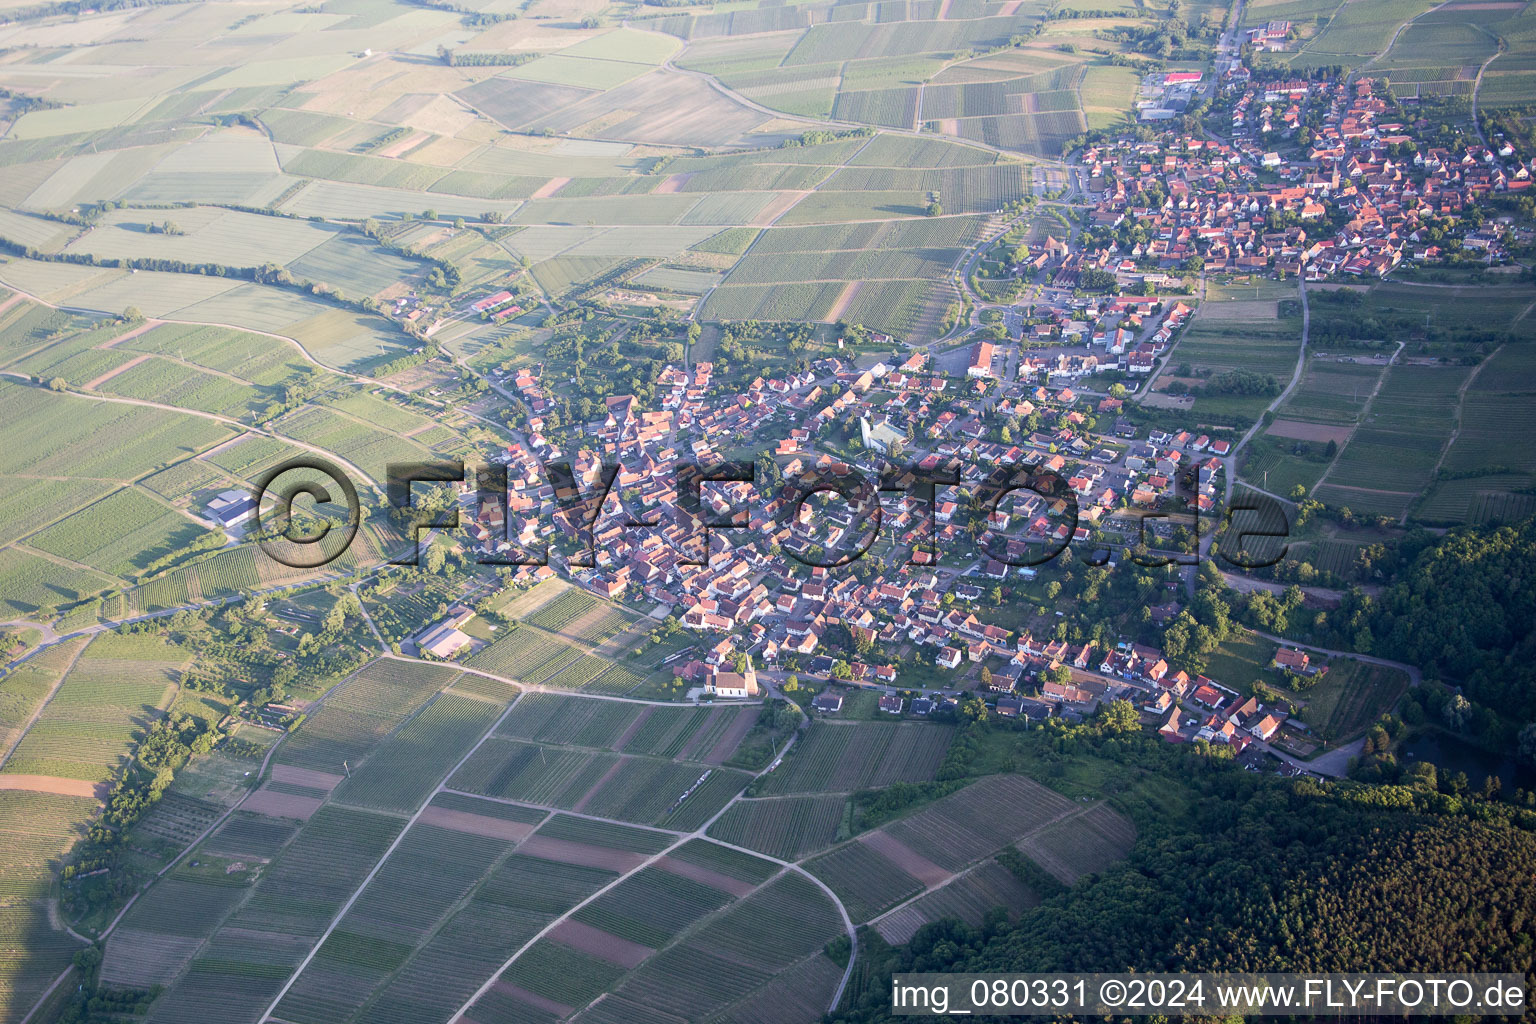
xmin=357 ymin=59 xmax=1536 ymax=783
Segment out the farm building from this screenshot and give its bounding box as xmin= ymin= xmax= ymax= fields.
xmin=206 ymin=489 xmax=255 ymax=527
xmin=417 ymin=607 xmax=474 ymax=659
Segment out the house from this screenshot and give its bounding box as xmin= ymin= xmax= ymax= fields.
xmin=910 ymin=697 xmax=934 ymax=716
xmin=206 ymin=489 xmax=255 ymax=527
xmin=1272 ymin=647 xmax=1310 ymax=673
xmin=706 ymin=656 xmax=760 ymax=698
xmin=1250 ymin=713 xmax=1285 ymax=741
xmin=937 ymin=646 xmax=962 ymax=669
xmin=878 ymin=694 xmax=903 ymax=715
xmin=996 ymin=695 xmax=1025 ymax=717
xmin=811 ymin=692 xmax=844 ymax=713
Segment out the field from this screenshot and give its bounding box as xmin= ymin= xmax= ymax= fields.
xmin=1 ymin=632 xmax=183 ymax=782
xmin=754 ymin=720 xmax=955 ymax=795
xmin=873 ymin=859 xmax=1040 ymax=944
xmin=1295 ymin=660 xmax=1410 ymax=742
xmin=805 ymin=774 xmax=1094 ymax=923
xmin=1316 ymin=364 xmax=1471 ymax=519
xmin=1169 ymin=291 xmax=1305 ymax=427
xmin=708 ymin=795 xmax=849 ymax=859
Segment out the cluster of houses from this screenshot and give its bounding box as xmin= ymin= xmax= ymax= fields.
xmin=1072 ymin=75 xmax=1523 ymax=283
xmin=444 ymin=336 xmax=1254 ymax=731
xmin=1076 ymin=73 xmax=1522 ymax=287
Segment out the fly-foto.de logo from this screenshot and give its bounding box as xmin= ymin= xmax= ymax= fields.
xmin=250 ymin=456 xmax=1291 ymax=573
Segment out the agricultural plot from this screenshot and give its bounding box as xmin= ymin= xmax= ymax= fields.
xmin=450 ymin=738 xmax=620 ymax=808
xmin=64 ymin=207 xmax=334 ymax=268
xmin=1276 ymin=357 xmax=1383 ymax=425
xmin=480 ymin=870 xmax=843 ymax=1024
xmin=0 ymin=477 xmax=113 ymax=547
xmin=279 ymin=405 xmax=431 ymax=486
xmin=272 ymin=817 xmax=522 ymax=1024
xmin=274 ymin=659 xmax=460 ymax=775
xmin=1317 ymin=364 xmax=1471 ymax=517
xmin=0 ymin=638 xmax=88 ymax=759
xmin=466 ymin=625 xmax=578 ymax=681
xmin=1296 ymin=660 xmax=1409 ymax=742
xmin=1 ymin=631 xmax=183 ymax=782
xmin=0 ymin=791 xmax=92 ymax=1015
xmin=0 ymin=380 xmax=235 ymax=483
xmin=874 ymin=858 xmax=1040 ymax=944
xmin=24 ymin=486 xmax=208 ymax=579
xmin=708 ymin=795 xmax=848 ymax=860
xmin=704 ymin=216 xmax=976 ymax=338
xmin=1286 ymin=0 xmax=1442 ymax=69
xmin=808 ymin=774 xmax=1089 ymax=922
xmin=137 ymin=806 xmax=406 ymax=1024
xmin=755 ymin=720 xmax=955 ymax=795
xmin=329 ymin=693 xmax=506 ymax=814
xmin=1013 ymin=803 xmax=1138 ymax=884
xmin=0 ymin=547 xmax=118 ymax=619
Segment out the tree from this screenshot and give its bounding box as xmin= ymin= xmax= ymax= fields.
xmin=47 ymin=377 xmax=67 ymax=391
xmin=1046 ymin=663 xmax=1072 ymax=685
xmin=1325 ymin=438 xmax=1339 ymax=458
xmin=926 ymin=201 xmax=943 ymax=217
xmin=1099 ymin=698 xmax=1140 ymax=733
xmin=1109 ymin=383 xmax=1129 ymax=399
xmin=1519 ymin=722 xmax=1536 ymax=765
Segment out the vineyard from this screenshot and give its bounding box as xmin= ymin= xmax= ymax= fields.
xmin=754 ymin=721 xmax=955 ymax=795
xmin=805 ymin=840 xmax=923 ymax=922
xmin=708 ymin=795 xmax=849 ymax=860
xmin=1013 ymin=803 xmax=1137 ymax=884
xmin=2 ymin=634 xmax=183 ymax=782
xmin=329 ymin=693 xmax=505 ymax=814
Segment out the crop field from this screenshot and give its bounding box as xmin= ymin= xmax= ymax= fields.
xmin=704 ymin=215 xmax=975 ymax=337
xmin=542 ymin=871 xmax=843 ymax=1022
xmin=1 ymin=632 xmax=183 ymax=781
xmin=272 ymin=819 xmax=517 ymax=1024
xmin=450 ymin=737 xmax=619 ymax=807
xmin=24 ymin=486 xmax=208 ymax=579
xmin=0 ymin=546 xmax=117 ymax=619
xmin=65 ymin=206 xmax=334 ymax=268
xmin=874 ymin=858 xmax=1040 ymax=944
xmin=329 ymin=693 xmax=505 ymax=814
xmin=580 ymin=760 xmax=748 ymax=827
xmin=1317 ymin=364 xmax=1470 ymax=515
xmin=1014 ymin=803 xmax=1137 ymax=884
xmin=497 ymin=693 xmax=645 ymax=749
xmin=1297 ymin=660 xmax=1409 ymax=742
xmin=0 ymin=477 xmax=113 ymax=547
xmin=573 ymin=864 xmax=735 ymax=949
xmin=883 ymin=774 xmax=1080 ymax=871
xmin=466 ymin=625 xmax=577 ymax=681
xmin=1278 ymin=359 xmax=1384 ymax=425
xmin=805 ymin=839 xmax=923 ymax=922
xmin=92 ymin=348 xmax=264 ymax=420
xmin=0 ymin=789 xmax=96 ymax=902
xmin=274 ymin=661 xmax=459 ymax=776
xmin=0 ymin=638 xmax=87 ymax=758
xmin=0 ymin=381 xmax=235 ymax=483
xmin=708 ymin=795 xmax=848 ymax=859
xmin=1286 ymin=0 xmax=1442 ymax=68
xmin=1426 ymin=343 xmax=1536 ymax=520
xmin=279 ymin=405 xmax=431 ymax=486
xmin=755 ymin=721 xmax=955 ymax=795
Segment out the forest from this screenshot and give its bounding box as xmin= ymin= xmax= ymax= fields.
xmin=833 ymin=721 xmax=1536 ymax=1023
